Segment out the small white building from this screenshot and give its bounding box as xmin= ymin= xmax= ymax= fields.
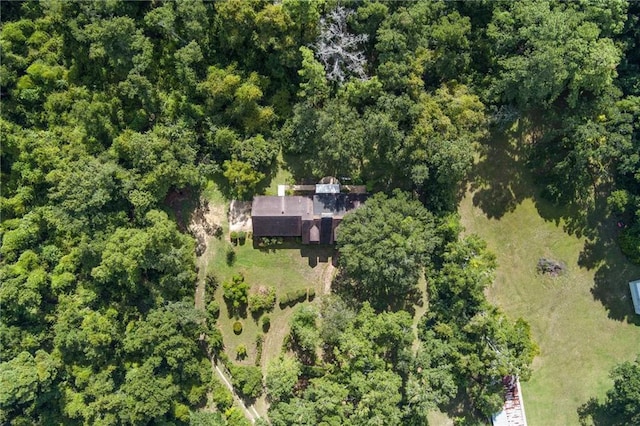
xmin=630 ymin=280 xmax=640 ymax=315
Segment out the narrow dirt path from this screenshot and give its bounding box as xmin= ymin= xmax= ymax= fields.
xmin=211 ymin=358 xmax=260 ymax=424
xmin=322 ymin=263 xmax=335 ymax=295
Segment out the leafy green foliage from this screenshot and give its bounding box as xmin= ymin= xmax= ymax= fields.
xmin=266 ymin=355 xmax=301 ymax=403
xmin=248 ymin=286 xmax=276 ymax=313
xmin=336 ymin=191 xmax=440 ymax=307
xmin=230 ymin=365 xmax=263 ymax=400
xmin=232 ymin=321 xmax=243 ymax=335
xmin=579 ymin=355 xmax=640 ymax=425
xmin=421 ymin=233 xmax=538 ymax=418
xmin=487 ymin=1 xmax=622 ymax=110
xmin=223 ymin=273 xmax=249 ymax=314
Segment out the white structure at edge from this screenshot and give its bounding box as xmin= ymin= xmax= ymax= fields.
xmin=492 ymin=377 xmax=528 ymax=426
xmin=630 ymin=279 xmax=640 ymax=315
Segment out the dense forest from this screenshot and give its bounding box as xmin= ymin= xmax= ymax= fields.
xmin=1 ymin=0 xmax=639 ymax=425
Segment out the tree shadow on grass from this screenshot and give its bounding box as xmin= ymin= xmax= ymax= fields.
xmin=437 ymin=389 xmax=488 ymax=425
xmin=469 ymin=119 xmax=640 ymax=323
xmin=578 ymin=217 xmax=640 ymax=324
xmin=577 ymin=397 xmax=630 ymax=426
xmin=467 ymin=121 xmax=537 ymax=220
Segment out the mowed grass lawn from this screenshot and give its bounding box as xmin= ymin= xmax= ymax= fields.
xmin=200 ymin=182 xmax=332 ymax=370
xmin=458 ymin=129 xmax=640 ymax=425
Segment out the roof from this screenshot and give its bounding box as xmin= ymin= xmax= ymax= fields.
xmin=630 ymin=280 xmax=640 ymax=315
xmin=316 ymin=183 xmax=340 ymax=194
xmin=251 ymin=193 xmax=368 ymax=242
xmin=252 ymin=196 xmax=312 ymax=219
xmin=309 ymin=224 xmax=320 ymax=242
xmin=312 ymin=193 xmax=367 ymax=216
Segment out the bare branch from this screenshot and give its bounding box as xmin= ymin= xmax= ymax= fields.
xmin=314 ymin=7 xmax=369 ymax=84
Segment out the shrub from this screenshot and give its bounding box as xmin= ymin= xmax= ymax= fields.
xmin=205 ymin=272 xmax=219 ymax=295
xmin=236 ymin=344 xmax=247 ymax=360
xmin=230 ymin=231 xmax=239 ymax=242
xmin=233 ymin=321 xmax=243 ymax=335
xmin=307 ymin=287 xmax=315 ymax=300
xmin=248 ymin=286 xmax=276 ymax=313
xmin=620 ymin=224 xmax=640 ymax=264
xmin=291 ymin=289 xmax=307 ymax=303
xmin=207 ymin=300 xmax=220 ymax=320
xmin=255 ymin=334 xmax=264 ymax=366
xmin=223 ymin=274 xmax=248 ymax=313
xmin=536 ymin=257 xmax=566 ymax=276
xmin=278 ymin=293 xmax=290 ymax=307
xmin=225 ymin=246 xmax=236 ymax=265
xmin=261 ymin=315 xmax=271 ymax=332
xmin=238 ymin=230 xmax=247 ymax=241
xmin=211 ymin=376 xmax=233 ymax=411
xmin=230 ymin=365 xmax=263 ymax=399
xmin=279 ymin=289 xmax=307 ymax=307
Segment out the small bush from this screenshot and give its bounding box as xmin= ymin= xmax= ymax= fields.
xmin=233 ymin=321 xmax=243 ymax=335
xmin=278 ymin=293 xmax=290 ymax=307
xmin=307 ymin=287 xmax=316 ymax=300
xmin=620 ymin=225 xmax=640 ymax=264
xmin=207 ymin=300 xmax=220 ymax=320
xmin=205 ymin=272 xmax=219 ymax=295
xmin=291 ymin=288 xmax=307 ymax=302
xmin=261 ymin=315 xmax=271 ymax=332
xmin=536 ymin=257 xmax=566 ymax=276
xmin=223 ymin=273 xmax=248 ymax=314
xmin=279 ymin=289 xmax=307 ymax=307
xmin=230 ymin=231 xmax=239 ymax=241
xmin=255 ymin=334 xmax=264 ymax=366
xmin=225 ymin=246 xmax=236 ymax=265
xmin=238 ymin=230 xmax=247 ymax=241
xmin=248 ymin=286 xmax=276 ymax=313
xmin=211 ymin=377 xmax=233 ymax=412
xmin=236 ymin=344 xmax=247 ymax=360
xmin=213 ymin=225 xmax=223 ymax=239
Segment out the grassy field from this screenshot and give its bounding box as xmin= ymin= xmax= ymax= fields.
xmin=458 ymin=126 xmax=640 ymax=425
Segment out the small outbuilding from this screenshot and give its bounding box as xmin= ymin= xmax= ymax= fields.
xmin=630 ymin=279 xmax=640 ymax=315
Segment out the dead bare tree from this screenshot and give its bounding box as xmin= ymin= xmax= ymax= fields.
xmin=314 ymin=7 xmax=368 ymax=84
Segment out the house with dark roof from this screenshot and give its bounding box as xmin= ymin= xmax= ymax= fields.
xmin=251 ymin=183 xmax=367 ymax=244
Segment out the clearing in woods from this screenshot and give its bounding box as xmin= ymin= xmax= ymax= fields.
xmin=457 ymin=123 xmax=640 ymax=425
xmin=192 ymin=180 xmax=336 ymax=418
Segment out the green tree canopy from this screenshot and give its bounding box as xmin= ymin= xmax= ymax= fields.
xmin=336 ymin=190 xmax=440 ymax=308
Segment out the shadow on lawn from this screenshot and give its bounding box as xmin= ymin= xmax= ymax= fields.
xmin=579 ymin=219 xmax=640 ymax=324
xmin=468 ymin=123 xmax=536 ymax=220
xmin=470 ymin=119 xmax=640 ymax=323
xmin=253 ymin=238 xmax=338 ymax=268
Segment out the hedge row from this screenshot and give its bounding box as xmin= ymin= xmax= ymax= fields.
xmin=278 ymin=288 xmax=316 ymax=307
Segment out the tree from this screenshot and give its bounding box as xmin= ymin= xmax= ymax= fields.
xmin=0 ymin=350 xmax=61 ymax=425
xmin=248 ymin=286 xmax=276 ymax=314
xmin=579 ymin=356 xmax=640 ymax=425
xmin=428 ymin=234 xmax=497 ymax=322
xmin=265 ymin=355 xmax=301 ymax=403
xmin=289 ymin=305 xmax=320 ymax=356
xmin=487 ymin=1 xmax=623 ymax=110
xmin=222 ymin=273 xmax=249 ymax=315
xmin=336 ymin=191 xmax=440 ymax=307
xmin=230 ymin=365 xmax=263 ymax=400
xmin=315 ymin=7 xmax=369 ymax=84
xmin=222 ymin=160 xmax=264 ymax=200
